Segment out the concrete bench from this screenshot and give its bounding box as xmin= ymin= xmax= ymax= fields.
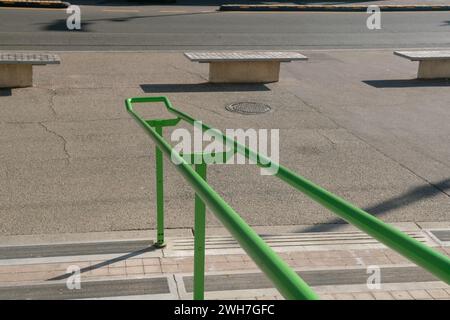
xmin=0 ymin=52 xmax=61 ymax=88
xmin=184 ymin=51 xmax=308 ymax=83
xmin=394 ymin=50 xmax=450 ymax=79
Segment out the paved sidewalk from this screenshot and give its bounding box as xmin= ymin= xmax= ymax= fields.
xmin=0 ymin=223 xmax=448 ymax=299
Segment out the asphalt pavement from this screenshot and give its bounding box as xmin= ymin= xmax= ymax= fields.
xmin=0 ymin=4 xmax=449 ymax=50
xmin=0 ymin=50 xmax=449 ymax=235
xmin=0 ymin=3 xmax=449 ymax=235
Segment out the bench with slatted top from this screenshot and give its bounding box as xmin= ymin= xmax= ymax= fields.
xmin=0 ymin=52 xmax=61 ymax=88
xmin=394 ymin=50 xmax=450 ymax=79
xmin=184 ymin=51 xmax=308 ymax=83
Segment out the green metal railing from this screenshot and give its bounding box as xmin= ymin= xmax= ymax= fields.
xmin=126 ymin=96 xmax=450 ymax=300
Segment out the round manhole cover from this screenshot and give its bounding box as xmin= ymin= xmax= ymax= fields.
xmin=225 ymin=102 xmax=271 ymax=115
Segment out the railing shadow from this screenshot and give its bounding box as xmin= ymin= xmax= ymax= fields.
xmin=299 ymin=178 xmax=450 ymax=233
xmin=47 ymin=244 xmax=158 ymax=281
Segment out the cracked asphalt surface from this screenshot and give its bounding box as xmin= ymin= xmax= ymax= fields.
xmin=0 ymin=51 xmax=449 ymax=235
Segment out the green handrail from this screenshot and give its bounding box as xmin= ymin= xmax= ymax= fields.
xmin=126 ymin=96 xmax=318 ymax=300
xmin=126 ymin=96 xmax=450 ymax=300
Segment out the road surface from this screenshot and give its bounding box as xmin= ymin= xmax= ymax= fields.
xmin=0 ymin=4 xmax=449 ymax=50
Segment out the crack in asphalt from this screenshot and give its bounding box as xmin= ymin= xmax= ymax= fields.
xmin=47 ymin=88 xmax=58 ymax=117
xmin=39 ymin=122 xmax=71 ymax=165
xmin=169 ymin=63 xmax=207 ymax=82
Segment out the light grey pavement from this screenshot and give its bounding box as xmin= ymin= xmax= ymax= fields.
xmin=1 ymin=5 xmax=450 ymax=50
xmin=0 ymin=49 xmax=449 ymax=235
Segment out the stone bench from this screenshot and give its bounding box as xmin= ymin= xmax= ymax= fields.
xmin=394 ymin=50 xmax=450 ymax=79
xmin=184 ymin=51 xmax=308 ymax=83
xmin=0 ymin=52 xmax=61 ymax=88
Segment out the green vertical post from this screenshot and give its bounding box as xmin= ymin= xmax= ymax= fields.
xmin=155 ymin=126 xmax=165 ymax=248
xmin=193 ymin=161 xmax=207 ymax=300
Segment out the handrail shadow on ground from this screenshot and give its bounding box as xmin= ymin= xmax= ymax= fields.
xmin=299 ymin=178 xmax=450 ymax=233
xmin=47 ymin=244 xmax=158 ymax=281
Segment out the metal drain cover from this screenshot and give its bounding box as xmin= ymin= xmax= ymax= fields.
xmin=226 ymin=102 xmax=271 ymax=115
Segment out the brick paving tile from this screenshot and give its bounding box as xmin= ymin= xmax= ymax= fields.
xmin=323 ymin=251 xmax=351 ymax=259
xmin=143 ymin=265 xmax=162 ymax=274
xmin=244 ymin=260 xmax=257 ymax=269
xmin=125 ymin=259 xmax=143 ymax=267
xmin=256 ymin=295 xmax=277 ymax=300
xmin=205 ymin=255 xmax=228 ymax=263
xmin=287 ymin=252 xmax=309 ymax=260
xmin=350 ymin=249 xmax=387 ymax=257
xmin=108 ymin=267 xmax=126 ymax=276
xmin=356 ymin=256 xmax=392 ymax=265
xmin=226 ymin=255 xmax=246 ymax=263
xmin=162 ymin=257 xmax=192 ymax=265
xmin=305 ymin=251 xmax=333 ymax=259
xmin=8 ymin=261 xmax=93 ymax=274
xmin=179 ymin=264 xmax=194 ymax=273
xmin=234 ymin=296 xmax=257 ymax=300
xmin=276 ymin=252 xmax=291 ymax=260
xmin=126 ymin=265 xmax=144 ymax=275
xmin=162 ymin=264 xmax=181 ymax=273
xmin=372 ymin=291 xmax=395 ymax=300
xmin=304 ymin=260 xmax=330 ymax=267
xmin=316 ymin=258 xmax=351 ymax=267
xmin=391 ymin=290 xmax=414 ymax=300
xmin=0 ymin=271 xmax=61 ymax=283
xmin=89 ymin=267 xmax=109 ymax=277
xmin=318 ymin=294 xmax=335 ymax=300
xmin=0 ymin=263 xmax=68 ymax=274
xmin=241 ymin=255 xmax=256 ymax=263
xmin=435 ymin=247 xmax=447 ymax=255
xmin=142 ymin=258 xmax=161 ymax=266
xmin=206 ymin=262 xmax=225 ymax=271
xmin=352 ymin=292 xmax=375 ymax=300
xmin=225 ymin=262 xmax=248 ymax=271
xmin=340 ymin=259 xmax=362 ymax=266
xmin=206 ymin=261 xmax=246 ymax=271
xmin=426 ymin=289 xmax=449 ymax=299
xmin=408 ymin=289 xmax=433 ymax=300
xmin=333 ymin=293 xmax=355 ymax=300
xmin=108 ymin=261 xmax=126 ymax=268
xmin=287 ymin=258 xmax=313 ymax=267
xmin=386 ymin=253 xmax=409 ymax=264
